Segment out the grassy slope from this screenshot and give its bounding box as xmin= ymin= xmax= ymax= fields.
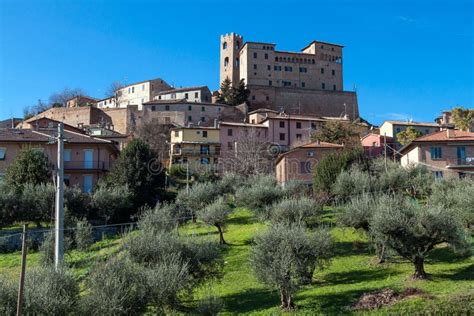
xmin=1 ymin=209 xmax=473 ymax=314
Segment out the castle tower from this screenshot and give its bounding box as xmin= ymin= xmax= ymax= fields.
xmin=220 ymin=33 xmax=243 ymax=88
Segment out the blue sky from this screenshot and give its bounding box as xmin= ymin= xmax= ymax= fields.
xmin=0 ymin=0 xmax=472 ymax=125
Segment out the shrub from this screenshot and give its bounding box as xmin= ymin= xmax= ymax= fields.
xmin=0 ymin=275 xmax=16 ymax=316
xmin=91 ymin=184 xmax=133 ymax=222
xmin=197 ymin=197 xmax=233 ymax=244
xmin=23 ymin=266 xmax=78 ymax=315
xmin=313 ymin=148 xmax=368 ymax=196
xmin=74 ymin=218 xmax=93 ymax=251
xmin=81 ymin=257 xmax=148 ymax=315
xmin=266 ymin=197 xmax=321 ymax=225
xmin=251 ymin=224 xmax=332 ymax=309
xmin=370 ymin=194 xmax=470 ymax=279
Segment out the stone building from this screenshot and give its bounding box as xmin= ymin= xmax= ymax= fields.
xmin=219 ymin=33 xmax=358 ymax=119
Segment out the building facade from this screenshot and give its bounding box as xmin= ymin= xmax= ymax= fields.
xmin=96 ymin=78 xmax=171 ymax=110
xmin=400 ymin=129 xmax=474 ymax=179
xmin=154 ymin=86 xmax=212 ymax=103
xmin=275 ymin=141 xmax=344 ymax=185
xmin=0 ymin=128 xmax=118 ymax=192
xmin=219 ymin=33 xmax=358 ymax=119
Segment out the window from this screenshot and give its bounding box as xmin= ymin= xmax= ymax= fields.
xmin=430 ymin=147 xmax=442 ymax=159
xmin=264 ymin=53 xmax=268 ymax=59
xmin=279 ymin=133 xmax=285 ymax=141
xmin=253 ymin=52 xmax=257 ymax=58
xmin=332 ymin=69 xmax=335 ymax=76
xmin=333 ymin=85 xmax=337 ymax=91
xmin=165 ymin=105 xmax=170 ymax=111
xmin=83 ymin=175 xmax=93 ymax=193
xmin=0 ymin=148 xmax=6 ymax=160
xmin=223 ymin=42 xmax=227 ymax=49
xmin=201 ymin=106 xmax=205 ymax=111
xmin=321 ymin=68 xmax=324 ymax=74
xmin=151 ymin=105 xmax=156 ymax=111
xmin=322 ymin=83 xmax=326 ymax=89
xmin=296 ymin=122 xmax=302 ymax=129
xmin=228 ymin=129 xmax=233 ymax=136
xmin=300 ymin=161 xmax=311 ymax=174
xmin=433 ymin=171 xmax=444 ymax=179
xmin=296 ymin=134 xmax=302 ymax=140
xmin=224 ymin=57 xmax=229 ymax=67
xmin=274 ymin=65 xmax=281 ymax=71
xmin=301 ymin=82 xmax=306 ymax=88
xmin=279 ymin=121 xmax=285 ymax=128
xmin=184 ymin=93 xmax=188 ymax=99
xmin=202 ymin=131 xmax=208 ymax=138
xmin=64 ymin=149 xmax=71 ymax=162
xmin=195 ymin=92 xmax=199 ymax=98
xmin=253 ymin=64 xmax=257 ymax=70
xmin=269 ymin=80 xmax=272 ymax=86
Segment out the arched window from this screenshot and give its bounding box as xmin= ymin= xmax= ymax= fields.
xmin=223 ymin=42 xmax=227 ymax=50
xmin=224 ymin=57 xmax=229 ymax=67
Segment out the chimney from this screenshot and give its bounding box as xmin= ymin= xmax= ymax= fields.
xmin=446 ymin=127 xmax=455 ymax=138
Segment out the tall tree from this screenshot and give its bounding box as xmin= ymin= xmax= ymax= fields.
xmin=4 ymin=149 xmax=51 ymax=191
xmin=451 ymin=107 xmax=474 ymax=131
xmin=396 ymin=126 xmax=423 ymax=145
xmin=311 ymin=120 xmax=360 ymax=147
xmin=105 ymin=139 xmax=165 ymax=211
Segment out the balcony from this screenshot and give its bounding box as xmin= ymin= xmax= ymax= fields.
xmin=446 ymin=157 xmax=474 ymax=168
xmin=51 ymin=161 xmax=113 ymax=171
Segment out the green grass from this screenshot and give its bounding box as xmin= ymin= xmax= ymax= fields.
xmin=1 ymin=209 xmax=473 ymax=314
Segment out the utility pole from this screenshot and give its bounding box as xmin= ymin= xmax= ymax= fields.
xmin=55 ymin=123 xmax=65 ymax=269
xmin=16 ymin=224 xmax=28 ymax=316
xmin=384 ymin=132 xmax=388 ymax=172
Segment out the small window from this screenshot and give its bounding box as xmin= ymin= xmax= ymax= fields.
xmin=0 ymin=148 xmax=6 ymax=160
xmin=64 ymin=149 xmax=71 ymax=162
xmin=202 ymin=131 xmax=208 ymax=138
xmin=228 ymin=129 xmax=233 ymax=136
xmin=296 ymin=122 xmax=302 ymax=129
xmin=279 ymin=121 xmax=285 ymax=128
xmin=430 ymin=147 xmax=442 ymax=159
xmin=279 ymin=133 xmax=285 ymax=141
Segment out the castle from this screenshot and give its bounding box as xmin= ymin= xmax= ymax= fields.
xmin=219 ymin=33 xmax=359 ymax=119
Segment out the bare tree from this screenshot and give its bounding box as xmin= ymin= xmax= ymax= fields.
xmin=106 ymin=81 xmax=125 ymax=107
xmin=221 ymin=128 xmax=274 ymax=176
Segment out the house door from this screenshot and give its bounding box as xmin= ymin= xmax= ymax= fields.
xmin=457 ymin=147 xmax=466 ymax=164
xmin=84 ymin=149 xmax=93 ymax=169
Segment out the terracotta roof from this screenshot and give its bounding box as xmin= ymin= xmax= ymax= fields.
xmin=413 ymin=130 xmax=474 ymax=142
xmin=0 ymin=128 xmax=113 ymax=144
xmin=156 ymin=86 xmax=209 ymax=95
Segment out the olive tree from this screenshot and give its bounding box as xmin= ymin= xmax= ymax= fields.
xmin=251 ymin=224 xmax=332 ymax=309
xmin=266 ymin=197 xmax=321 ymax=225
xmin=370 ymin=194 xmax=470 ymax=279
xmin=197 ymin=197 xmax=232 ymax=244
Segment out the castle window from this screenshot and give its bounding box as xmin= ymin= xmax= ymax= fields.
xmin=224 ymin=57 xmax=229 ymax=67
xmin=264 ymin=53 xmax=268 ymax=59
xmin=332 ymin=69 xmax=335 ymax=76
xmin=253 ymin=52 xmax=257 ymax=58
xmin=223 ymin=42 xmax=227 ymax=49
xmin=322 ymin=83 xmax=326 ymax=89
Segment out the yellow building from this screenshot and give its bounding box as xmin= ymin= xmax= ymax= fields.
xmin=169 ymin=126 xmax=220 ymax=168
